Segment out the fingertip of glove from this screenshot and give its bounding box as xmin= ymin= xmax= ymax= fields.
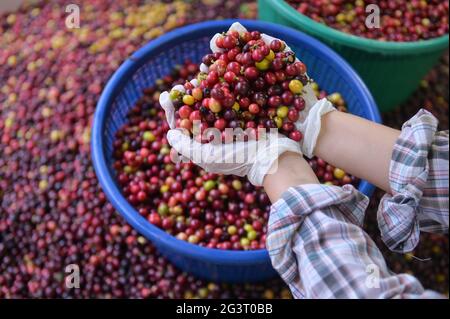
xmin=172 ymin=84 xmax=185 ymax=93
xmin=159 ymin=91 xmax=169 ymax=105
xmin=167 ymin=128 xmax=182 ymax=142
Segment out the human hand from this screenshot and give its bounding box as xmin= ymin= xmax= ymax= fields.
xmin=164 ymin=126 xmax=302 ymax=186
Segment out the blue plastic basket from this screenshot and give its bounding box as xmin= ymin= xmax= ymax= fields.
xmin=92 ymin=19 xmax=381 ymax=283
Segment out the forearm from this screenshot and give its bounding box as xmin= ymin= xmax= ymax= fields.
xmin=263 ymin=152 xmax=319 ymax=203
xmin=314 ymin=111 xmax=400 ymax=193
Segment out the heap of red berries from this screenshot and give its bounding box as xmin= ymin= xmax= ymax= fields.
xmin=169 ymin=28 xmax=308 ymax=142
xmin=288 ymin=0 xmax=449 ymax=41
xmin=1 ymin=0 xmax=447 ymax=300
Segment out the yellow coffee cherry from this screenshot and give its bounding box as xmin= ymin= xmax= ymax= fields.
xmin=333 ymin=168 xmax=346 ymax=180
xmin=182 ymin=94 xmax=195 ymax=105
xmin=266 ymin=50 xmax=275 ymax=62
xmin=276 ymin=106 xmax=289 ymax=118
xmin=289 ymin=79 xmax=303 ymax=94
xmin=255 ymin=58 xmax=270 ymax=71
xmin=274 ymin=116 xmax=283 ymax=128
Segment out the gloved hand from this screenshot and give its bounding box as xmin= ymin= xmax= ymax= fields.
xmin=159 ymin=22 xmax=333 ymax=184
xmin=212 ymin=22 xmax=336 ymax=158
xmin=166 ymin=128 xmax=302 ymax=186
xmin=160 ymin=84 xmax=302 ymax=186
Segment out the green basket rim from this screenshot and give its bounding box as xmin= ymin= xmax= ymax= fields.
xmin=271 ymin=0 xmax=449 ymax=54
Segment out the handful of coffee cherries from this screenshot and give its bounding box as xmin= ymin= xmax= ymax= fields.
xmin=161 ymin=23 xmax=317 ymax=143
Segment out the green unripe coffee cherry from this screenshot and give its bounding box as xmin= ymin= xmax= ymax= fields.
xmin=203 ymin=180 xmax=216 ymax=191
xmin=143 ymin=131 xmax=155 ymax=142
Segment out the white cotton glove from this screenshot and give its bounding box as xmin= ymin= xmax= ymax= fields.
xmin=166 ymin=128 xmax=302 ymax=186
xmin=211 ymin=23 xmax=336 ymax=158
xmin=296 ymin=97 xmax=336 ymax=158
xmin=160 ymin=84 xmax=185 ymax=130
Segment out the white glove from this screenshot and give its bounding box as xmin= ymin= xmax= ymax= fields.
xmin=166 ymin=128 xmax=302 ymax=186
xmin=160 ymin=84 xmax=186 ymax=130
xmin=296 ymin=98 xmax=335 ymax=158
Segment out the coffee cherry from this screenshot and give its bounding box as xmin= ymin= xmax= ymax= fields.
xmin=252 ymin=49 xmax=265 ymax=62
xmin=214 ymin=118 xmax=227 ymax=131
xmin=209 ymin=98 xmax=222 ymax=113
xmin=268 ymin=96 xmax=282 ymax=108
xmin=249 ymin=103 xmax=260 ymax=114
xmin=255 ymin=59 xmax=271 ymax=71
xmin=282 ymin=122 xmax=295 ymax=132
xmin=206 ymin=71 xmax=219 ymax=85
xmin=149 ymin=213 xmax=162 ymax=226
xmin=250 ymin=31 xmax=261 ymax=39
xmin=266 ymin=50 xmax=275 ymax=62
xmin=293 ymin=96 xmax=305 ymax=110
xmin=215 ymin=36 xmax=224 ymax=48
xmin=253 ymin=77 xmax=266 ymax=90
xmin=192 ymin=87 xmax=203 ymax=101
xmin=234 ymin=81 xmax=250 ymax=96
xmin=241 ymin=52 xmax=253 ymax=65
xmin=289 ymin=130 xmax=303 ymax=141
xmin=183 ymin=95 xmax=195 ymax=105
xmin=253 ymin=92 xmax=267 ymax=107
xmin=281 ymin=91 xmax=294 ymax=105
xmin=275 ymin=70 xmax=286 ymax=82
xmin=260 ymin=45 xmax=270 ymax=57
xmin=270 ymin=39 xmax=285 ymax=52
xmin=224 ymin=71 xmax=236 ymax=83
xmin=211 ymin=87 xmax=225 ymax=100
xmin=286 ymin=64 xmax=299 ymax=76
xmin=294 ymin=61 xmax=307 ymax=74
xmin=222 ymin=94 xmax=236 ymax=108
xmin=271 ymin=58 xmax=285 ymax=71
xmin=244 ymin=66 xmax=259 ymax=80
xmin=179 ymin=119 xmax=192 ymax=130
xmin=227 ymin=61 xmax=241 ymax=74
xmin=274 ymin=116 xmax=283 ymax=128
xmin=276 ymin=106 xmax=289 ymax=118
xmin=179 ymin=105 xmax=192 ymax=119
xmin=287 ymin=109 xmax=299 ymax=122
xmin=223 ymin=35 xmax=237 ymax=49
xmin=333 ymin=168 xmax=346 ymax=180
xmin=189 ymin=110 xmax=201 ymax=122
xmin=264 ymin=72 xmax=277 ymax=86
xmin=289 ymin=79 xmax=304 ymax=94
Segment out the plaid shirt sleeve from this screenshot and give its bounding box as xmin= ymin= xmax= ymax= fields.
xmin=378 ymin=110 xmax=449 ymax=253
xmin=267 ymin=184 xmax=445 ymax=299
xmin=267 ymin=109 xmax=448 ymax=299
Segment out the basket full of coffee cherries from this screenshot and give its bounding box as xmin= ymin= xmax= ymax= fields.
xmin=93 ymin=20 xmax=380 ymax=283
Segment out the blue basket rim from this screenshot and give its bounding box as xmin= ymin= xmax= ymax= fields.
xmin=92 ymin=19 xmax=381 ymax=265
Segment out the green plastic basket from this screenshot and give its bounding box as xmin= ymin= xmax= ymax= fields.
xmin=258 ymin=0 xmax=449 ymax=112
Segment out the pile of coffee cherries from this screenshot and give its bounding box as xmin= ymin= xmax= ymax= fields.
xmin=113 ymin=61 xmax=358 ymax=250
xmin=0 ymin=0 xmax=447 ymax=299
xmin=169 ymin=29 xmax=307 ymax=142
xmin=288 ymin=0 xmax=448 ymax=41
xmin=0 ymin=0 xmax=295 ymax=299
